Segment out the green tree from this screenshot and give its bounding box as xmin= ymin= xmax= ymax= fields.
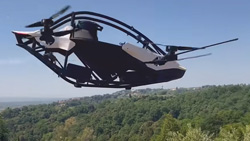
xmin=215 ymin=124 xmax=244 ymax=141
xmin=243 ymin=125 xmax=250 ymax=141
xmin=154 ymin=115 xmax=213 ymax=141
xmin=53 ymin=117 xmax=77 ymax=141
xmin=0 ymin=115 xmax=8 ymax=141
xmin=155 ymin=114 xmax=181 ymax=141
xmin=215 ymin=124 xmax=250 ymax=141
xmin=182 ymin=124 xmax=213 ymax=141
xmin=77 ymin=127 xmax=95 ymax=141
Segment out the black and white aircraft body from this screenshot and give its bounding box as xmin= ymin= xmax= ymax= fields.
xmin=13 ymin=6 xmax=238 ymax=89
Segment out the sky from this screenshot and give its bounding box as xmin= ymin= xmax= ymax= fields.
xmin=0 ymin=0 xmax=249 ymax=98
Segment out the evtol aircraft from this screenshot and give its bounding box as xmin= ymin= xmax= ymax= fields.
xmin=13 ymin=6 xmax=238 ymax=90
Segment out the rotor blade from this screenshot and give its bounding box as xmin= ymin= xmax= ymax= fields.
xmin=145 ymin=53 xmax=212 ymax=64
xmin=50 ymin=5 xmax=71 ymax=19
xmin=178 ymin=53 xmax=212 ymax=61
xmin=148 ymin=42 xmax=198 ymax=51
xmin=149 ymin=42 xmax=198 ymax=50
xmin=176 ymin=38 xmax=238 ymax=55
xmin=149 ymin=42 xmax=167 ymax=46
xmin=200 ymin=38 xmax=238 ymax=49
xmin=26 ymin=21 xmax=43 ymax=28
xmin=170 ymin=46 xmax=197 ymax=50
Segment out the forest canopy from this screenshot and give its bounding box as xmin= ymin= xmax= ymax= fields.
xmin=1 ymin=84 xmax=250 ymax=140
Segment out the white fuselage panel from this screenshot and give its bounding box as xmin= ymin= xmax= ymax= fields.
xmin=35 ymin=34 xmax=75 ymax=51
xmin=13 ymin=26 xmax=76 ymax=51
xmin=122 ymin=43 xmax=186 ymax=71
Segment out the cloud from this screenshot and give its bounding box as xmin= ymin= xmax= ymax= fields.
xmin=0 ymin=59 xmax=26 ymax=65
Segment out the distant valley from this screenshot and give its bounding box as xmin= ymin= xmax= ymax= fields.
xmin=0 ymin=97 xmax=66 ymax=112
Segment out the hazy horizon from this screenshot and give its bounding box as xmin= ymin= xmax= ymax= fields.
xmin=1 ymin=83 xmax=248 ymax=100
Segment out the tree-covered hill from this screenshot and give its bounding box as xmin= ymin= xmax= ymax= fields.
xmin=1 ymin=85 xmax=250 ymax=140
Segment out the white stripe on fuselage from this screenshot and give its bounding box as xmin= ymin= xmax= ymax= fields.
xmin=122 ymin=43 xmax=186 ymax=71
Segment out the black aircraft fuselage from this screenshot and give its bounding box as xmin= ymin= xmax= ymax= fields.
xmin=13 ymin=11 xmax=186 ymax=89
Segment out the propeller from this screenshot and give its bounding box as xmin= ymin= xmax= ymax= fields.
xmin=148 ymin=42 xmax=197 ymax=50
xmin=166 ymin=46 xmax=196 ymax=51
xmin=176 ymin=38 xmax=238 ymax=55
xmin=49 ymin=5 xmax=71 ymax=19
xmin=145 ymin=38 xmax=238 ymax=65
xmin=149 ymin=38 xmax=238 ymax=52
xmin=145 ymin=53 xmax=212 ymax=65
xmin=177 ymin=53 xmax=212 ymax=61
xmin=25 ymin=6 xmax=71 ymax=44
xmin=26 ymin=5 xmax=71 ymax=28
xmin=25 ymin=21 xmax=43 ymax=28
